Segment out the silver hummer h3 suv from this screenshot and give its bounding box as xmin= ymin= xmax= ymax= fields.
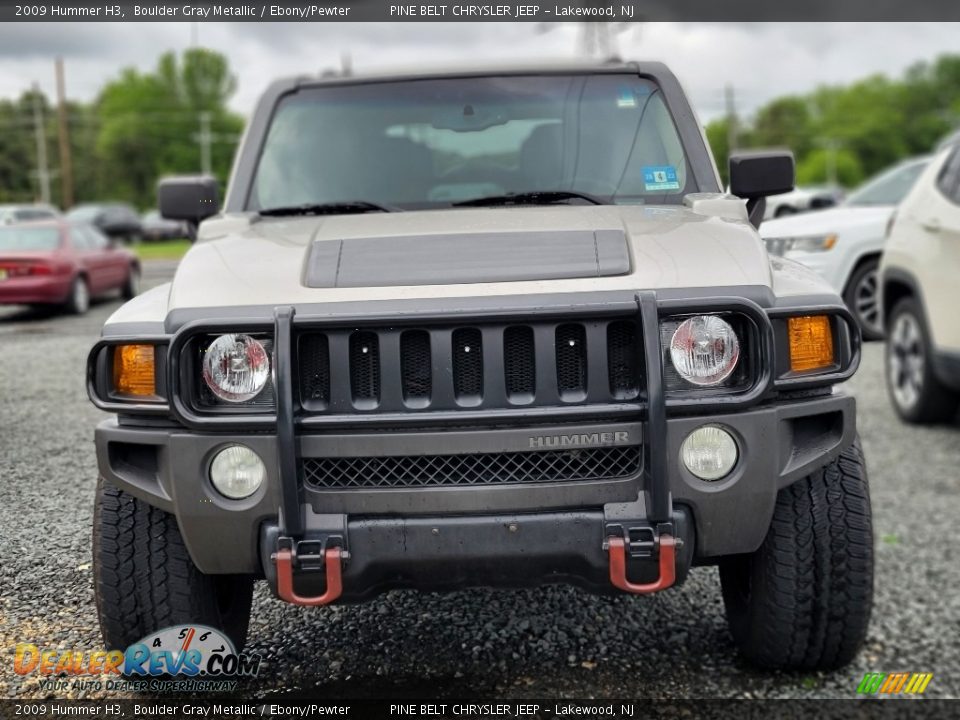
xmin=88 ymin=62 xmax=873 ymax=670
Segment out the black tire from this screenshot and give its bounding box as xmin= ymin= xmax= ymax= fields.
xmin=843 ymin=257 xmax=883 ymax=341
xmin=64 ymin=276 xmax=89 ymax=315
xmin=92 ymin=477 xmax=254 ymax=652
xmin=720 ymin=439 xmax=873 ymax=671
xmin=885 ymin=297 xmax=960 ymax=423
xmin=121 ymin=264 xmax=140 ymax=300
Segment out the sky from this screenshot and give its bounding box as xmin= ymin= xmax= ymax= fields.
xmin=0 ymin=22 xmax=957 ymax=122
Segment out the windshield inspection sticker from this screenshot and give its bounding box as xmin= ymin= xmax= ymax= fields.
xmin=617 ymin=87 xmax=637 ymax=108
xmin=643 ymin=166 xmax=681 ymax=191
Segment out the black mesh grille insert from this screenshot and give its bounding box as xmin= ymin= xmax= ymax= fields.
xmin=349 ymin=331 xmax=380 ymax=404
xmin=400 ymin=330 xmax=431 ymax=403
xmin=504 ymin=326 xmax=535 ymax=400
xmin=302 ymin=446 xmax=641 ymax=488
xmin=452 ymin=328 xmax=483 ymax=400
xmin=556 ymin=324 xmax=587 ymax=398
xmin=298 ymin=334 xmax=329 ymax=405
xmin=607 ymin=320 xmax=640 ymax=399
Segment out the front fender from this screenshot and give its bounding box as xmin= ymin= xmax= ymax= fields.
xmin=102 ymin=281 xmax=171 ymax=336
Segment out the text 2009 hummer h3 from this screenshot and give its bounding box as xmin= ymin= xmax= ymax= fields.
xmin=87 ymin=62 xmax=874 ymax=670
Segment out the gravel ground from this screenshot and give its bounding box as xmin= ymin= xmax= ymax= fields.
xmin=2 ymin=260 xmax=958 ymax=700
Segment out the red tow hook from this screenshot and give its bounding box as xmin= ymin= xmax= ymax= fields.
xmin=607 ymin=534 xmax=677 ymax=595
xmin=274 ymin=547 xmax=344 ymax=606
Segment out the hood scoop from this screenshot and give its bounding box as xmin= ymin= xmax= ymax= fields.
xmin=303 ymin=230 xmax=631 ymax=288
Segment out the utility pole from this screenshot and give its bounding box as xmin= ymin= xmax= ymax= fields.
xmin=55 ymin=57 xmax=73 ymax=209
xmin=32 ymin=83 xmax=51 ymax=204
xmin=198 ymin=112 xmax=212 ymax=175
xmin=725 ymin=84 xmax=739 ymax=153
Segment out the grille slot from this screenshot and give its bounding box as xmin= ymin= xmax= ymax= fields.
xmin=400 ymin=330 xmax=431 ymax=406
xmin=452 ymin=328 xmax=483 ymax=403
xmin=504 ymin=325 xmax=535 ymax=402
xmin=302 ymin=445 xmax=641 ymax=488
xmin=556 ymin=323 xmax=587 ymax=400
xmin=607 ymin=320 xmax=640 ymax=399
xmin=298 ymin=334 xmax=330 ymax=406
xmin=349 ymin=331 xmax=380 ymax=407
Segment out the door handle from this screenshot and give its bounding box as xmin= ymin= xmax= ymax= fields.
xmin=921 ymin=217 xmax=941 ymax=233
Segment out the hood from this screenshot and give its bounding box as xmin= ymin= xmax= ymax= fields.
xmin=760 ymin=204 xmax=894 ymax=238
xmin=167 ymin=205 xmax=773 ymax=311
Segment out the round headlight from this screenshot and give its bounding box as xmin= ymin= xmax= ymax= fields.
xmin=202 ymin=334 xmax=270 ymax=402
xmin=681 ymin=425 xmax=738 ymax=481
xmin=209 ymin=444 xmax=266 ymax=499
xmin=669 ymin=315 xmax=740 ymax=386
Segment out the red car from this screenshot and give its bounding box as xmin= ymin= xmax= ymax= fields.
xmin=0 ymin=220 xmax=139 ymax=314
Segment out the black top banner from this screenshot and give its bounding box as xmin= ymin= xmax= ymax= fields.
xmin=2 ymin=0 xmax=960 ymax=22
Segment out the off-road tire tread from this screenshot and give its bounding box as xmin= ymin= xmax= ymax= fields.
xmin=720 ymin=439 xmax=874 ymax=670
xmin=93 ymin=478 xmax=253 ymax=651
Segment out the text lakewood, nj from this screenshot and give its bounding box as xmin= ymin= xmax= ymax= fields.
xmin=389 ymin=4 xmax=632 ymax=16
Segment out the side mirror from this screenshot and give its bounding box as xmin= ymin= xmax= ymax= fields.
xmin=729 ymin=150 xmax=795 ymax=228
xmin=158 ymin=176 xmax=219 ymax=224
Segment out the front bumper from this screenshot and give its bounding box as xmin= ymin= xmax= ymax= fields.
xmin=95 ymin=392 xmax=856 ymax=595
xmin=91 ymin=289 xmax=861 ymax=602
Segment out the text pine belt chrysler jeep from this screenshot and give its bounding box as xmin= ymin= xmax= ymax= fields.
xmin=87 ymin=62 xmax=874 ymax=671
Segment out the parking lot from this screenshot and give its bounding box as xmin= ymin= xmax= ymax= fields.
xmin=1 ymin=258 xmax=958 ymax=700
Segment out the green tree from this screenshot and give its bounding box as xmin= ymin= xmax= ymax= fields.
xmin=95 ymin=49 xmax=243 ymax=209
xmin=796 ymin=148 xmax=864 ymax=187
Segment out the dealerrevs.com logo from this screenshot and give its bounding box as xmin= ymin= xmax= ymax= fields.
xmin=15 ymin=625 xmax=261 ymax=693
xmin=857 ymin=672 xmax=933 ymax=695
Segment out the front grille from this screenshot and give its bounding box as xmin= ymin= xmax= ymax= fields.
xmin=297 ymin=316 xmax=645 ymax=414
xmin=302 ymin=445 xmax=641 ymax=488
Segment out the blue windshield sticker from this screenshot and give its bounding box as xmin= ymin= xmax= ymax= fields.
xmin=643 ymin=166 xmax=681 ymax=191
xmin=617 ymin=87 xmax=637 ymax=108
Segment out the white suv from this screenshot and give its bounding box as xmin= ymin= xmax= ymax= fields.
xmin=881 ymin=139 xmax=960 ymax=422
xmin=762 ymin=157 xmax=928 ymax=340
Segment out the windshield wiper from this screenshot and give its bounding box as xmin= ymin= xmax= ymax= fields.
xmin=257 ymin=201 xmax=396 ymax=217
xmin=452 ymin=190 xmax=606 ymax=207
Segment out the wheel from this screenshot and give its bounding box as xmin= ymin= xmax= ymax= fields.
xmin=885 ymin=297 xmax=960 ymax=423
xmin=774 ymin=205 xmax=797 ymax=218
xmin=92 ymin=477 xmax=254 ymax=652
xmin=122 ymin=265 xmax=140 ymax=300
xmin=65 ymin=276 xmax=89 ymax=315
xmin=844 ymin=258 xmax=883 ymax=341
xmin=719 ymin=438 xmax=873 ymax=670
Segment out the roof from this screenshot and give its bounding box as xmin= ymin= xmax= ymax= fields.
xmin=286 ymin=58 xmax=670 ymax=91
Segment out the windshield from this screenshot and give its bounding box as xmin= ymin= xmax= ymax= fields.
xmin=67 ymin=206 xmax=100 ymax=220
xmin=846 ymin=160 xmax=928 ymax=206
xmin=250 ymin=74 xmax=694 ymax=210
xmin=0 ymin=226 xmax=61 ymax=251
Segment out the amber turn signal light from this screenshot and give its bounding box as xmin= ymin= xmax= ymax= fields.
xmin=788 ymin=316 xmax=835 ymax=372
xmin=112 ymin=344 xmax=156 ymax=397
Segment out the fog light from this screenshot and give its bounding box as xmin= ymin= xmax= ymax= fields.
xmin=209 ymin=445 xmax=265 ymax=499
xmin=681 ymin=425 xmax=738 ymax=481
